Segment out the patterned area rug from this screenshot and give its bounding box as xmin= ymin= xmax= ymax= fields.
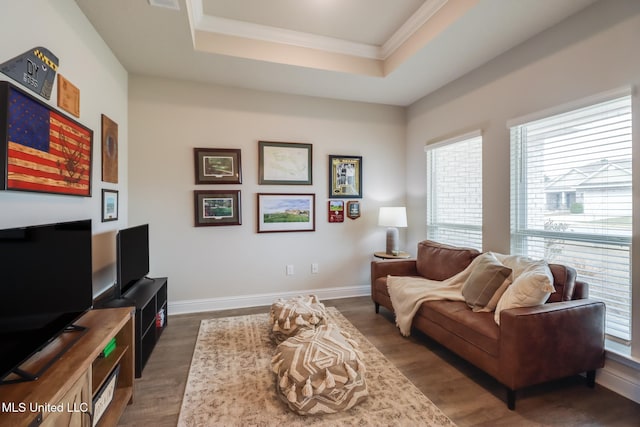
xmin=177 ymin=307 xmax=456 ymax=426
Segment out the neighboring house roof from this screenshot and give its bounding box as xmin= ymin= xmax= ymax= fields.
xmin=545 ymin=159 xmax=631 ymax=192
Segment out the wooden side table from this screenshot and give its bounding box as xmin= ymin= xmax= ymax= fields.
xmin=374 ymin=251 xmax=411 ymax=259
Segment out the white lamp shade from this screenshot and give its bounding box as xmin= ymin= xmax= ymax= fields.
xmin=378 ymin=207 xmax=407 ymax=227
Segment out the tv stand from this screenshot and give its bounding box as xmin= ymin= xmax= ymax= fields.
xmin=0 ymin=308 xmax=134 ymax=427
xmin=1 ymin=325 xmax=88 ymax=385
xmin=122 ymin=277 xmax=168 ymax=377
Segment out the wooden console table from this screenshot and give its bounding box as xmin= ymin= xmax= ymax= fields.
xmin=0 ymin=307 xmax=135 ymax=427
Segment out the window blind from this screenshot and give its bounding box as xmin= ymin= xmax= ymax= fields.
xmin=510 ymin=95 xmax=632 ymax=342
xmin=426 ymin=132 xmax=482 ymax=250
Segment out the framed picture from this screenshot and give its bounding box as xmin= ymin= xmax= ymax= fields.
xmin=257 ymin=193 xmax=315 ymax=233
xmin=0 ymin=81 xmax=93 ymax=197
xmin=328 ymin=200 xmax=344 ymax=223
xmin=347 ymin=200 xmax=361 ymax=219
xmin=57 ymin=74 xmax=80 ymax=118
xmin=329 ymin=155 xmax=362 ymax=198
xmin=258 ymin=141 xmax=312 ymax=185
xmin=194 ymin=148 xmax=242 ymax=184
xmin=101 ymin=189 xmax=118 ymax=222
xmin=101 ymin=114 xmax=118 ymax=183
xmin=194 ymin=190 xmax=241 ymax=226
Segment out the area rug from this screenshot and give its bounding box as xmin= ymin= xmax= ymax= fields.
xmin=177 ymin=307 xmax=456 ymax=426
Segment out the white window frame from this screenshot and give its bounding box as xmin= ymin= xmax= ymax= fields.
xmin=425 ymin=130 xmax=482 ymax=250
xmin=508 ymin=87 xmax=633 ymax=351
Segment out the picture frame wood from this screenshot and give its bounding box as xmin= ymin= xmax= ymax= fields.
xmin=0 ymin=81 xmax=93 ymax=197
xmin=194 ymin=190 xmax=242 ymax=227
xmin=101 ymin=189 xmax=118 ymax=222
xmin=57 ymin=74 xmax=80 ymax=118
xmin=329 ymin=155 xmax=362 ymax=198
xmin=258 ymin=141 xmax=312 ymax=185
xmin=194 ymin=148 xmax=242 ymax=184
xmin=101 ymin=114 xmax=118 ymax=183
xmin=257 ymin=193 xmax=315 ymax=233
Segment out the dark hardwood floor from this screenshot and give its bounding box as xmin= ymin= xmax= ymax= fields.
xmin=117 ymin=296 xmax=640 ymax=426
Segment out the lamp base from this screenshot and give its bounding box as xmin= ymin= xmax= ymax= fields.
xmin=385 ymin=227 xmax=399 ymax=256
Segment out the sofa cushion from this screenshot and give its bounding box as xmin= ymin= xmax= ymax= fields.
xmin=417 ymin=300 xmax=499 ymax=356
xmin=494 ymin=259 xmax=555 ymax=325
xmin=462 ymin=252 xmax=512 ymax=311
xmin=547 ymin=264 xmax=577 ymax=302
xmin=416 ymin=240 xmax=481 ymax=281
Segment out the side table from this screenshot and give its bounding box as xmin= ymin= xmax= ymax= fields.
xmin=374 ymin=251 xmax=411 ymax=259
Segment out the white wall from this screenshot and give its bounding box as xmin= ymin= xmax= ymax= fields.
xmin=406 ymin=0 xmax=640 ymax=402
xmin=128 ymin=76 xmax=406 ymax=309
xmin=0 ymin=0 xmax=128 ymax=295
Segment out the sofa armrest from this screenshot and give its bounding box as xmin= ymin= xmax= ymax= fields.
xmin=370 ymin=259 xmax=419 ymax=284
xmin=498 ymin=299 xmax=605 ymax=390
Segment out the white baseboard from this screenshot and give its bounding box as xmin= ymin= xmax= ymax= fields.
xmin=597 ymin=353 xmax=640 ymax=404
xmin=167 ymin=284 xmax=371 ymax=315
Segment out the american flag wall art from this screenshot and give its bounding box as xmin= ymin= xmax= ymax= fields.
xmin=0 ymin=81 xmax=93 ymax=197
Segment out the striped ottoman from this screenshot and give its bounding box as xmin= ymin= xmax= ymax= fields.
xmin=271 ymin=323 xmax=368 ymax=415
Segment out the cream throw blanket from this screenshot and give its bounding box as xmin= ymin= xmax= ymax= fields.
xmin=387 ymin=262 xmax=476 ymax=336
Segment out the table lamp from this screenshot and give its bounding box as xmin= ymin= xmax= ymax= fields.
xmin=378 ymin=207 xmax=407 ymax=255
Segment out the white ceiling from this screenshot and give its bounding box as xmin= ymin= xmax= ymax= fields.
xmin=74 ymin=0 xmax=598 ymax=106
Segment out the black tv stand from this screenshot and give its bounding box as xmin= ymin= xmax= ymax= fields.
xmin=121 ymin=277 xmax=168 ymax=378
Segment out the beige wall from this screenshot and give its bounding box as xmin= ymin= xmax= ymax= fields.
xmin=0 ymin=0 xmax=128 ymax=295
xmin=128 ymin=77 xmax=406 ymax=308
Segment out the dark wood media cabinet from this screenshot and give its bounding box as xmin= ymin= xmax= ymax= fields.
xmin=121 ymin=277 xmax=168 ymax=378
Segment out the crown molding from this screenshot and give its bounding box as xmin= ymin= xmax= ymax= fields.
xmin=380 ymin=0 xmax=449 ymax=59
xmin=196 ymin=13 xmax=381 ymax=59
xmin=187 ymin=0 xmax=449 ymax=61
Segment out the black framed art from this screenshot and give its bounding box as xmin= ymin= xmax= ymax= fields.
xmin=329 ymin=155 xmax=362 ymax=198
xmin=194 ymin=148 xmax=242 ymax=184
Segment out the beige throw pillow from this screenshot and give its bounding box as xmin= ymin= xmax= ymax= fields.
xmin=462 ymin=252 xmax=512 ymax=311
xmin=494 ymin=259 xmax=555 ymax=325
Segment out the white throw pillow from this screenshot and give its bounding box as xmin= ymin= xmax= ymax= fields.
xmin=494 ymin=259 xmax=555 ymax=325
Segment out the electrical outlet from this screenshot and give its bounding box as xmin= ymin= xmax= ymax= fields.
xmin=311 ymin=263 xmax=319 ymax=274
xmin=286 ymin=265 xmax=294 ymax=275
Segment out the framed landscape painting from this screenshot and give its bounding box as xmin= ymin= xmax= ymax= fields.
xmin=194 ymin=190 xmax=242 ymax=227
xmin=194 ymin=148 xmax=242 ymax=184
xmin=257 ymin=193 xmax=315 ymax=233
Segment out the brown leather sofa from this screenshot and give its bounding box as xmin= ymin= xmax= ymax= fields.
xmin=371 ymin=240 xmax=605 ymax=409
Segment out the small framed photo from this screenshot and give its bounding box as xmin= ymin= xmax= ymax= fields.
xmin=101 ymin=189 xmax=119 ymax=222
xmin=347 ymin=200 xmax=361 ymax=219
xmin=57 ymin=74 xmax=80 ymax=118
xmin=194 ymin=190 xmax=242 ymax=226
xmin=328 ymin=200 xmax=344 ymax=223
xmin=257 ymin=193 xmax=315 ymax=233
xmin=329 ymin=155 xmax=362 ymax=198
xmin=259 ymin=141 xmax=312 ymax=185
xmin=194 ymin=148 xmax=242 ymax=184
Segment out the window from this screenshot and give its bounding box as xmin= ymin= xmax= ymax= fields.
xmin=425 ymin=131 xmax=482 ymax=250
xmin=510 ymin=92 xmax=632 ymax=343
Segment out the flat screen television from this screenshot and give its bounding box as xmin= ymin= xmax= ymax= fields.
xmin=0 ymin=219 xmax=93 ymax=383
xmin=116 ymin=224 xmax=150 ymax=298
